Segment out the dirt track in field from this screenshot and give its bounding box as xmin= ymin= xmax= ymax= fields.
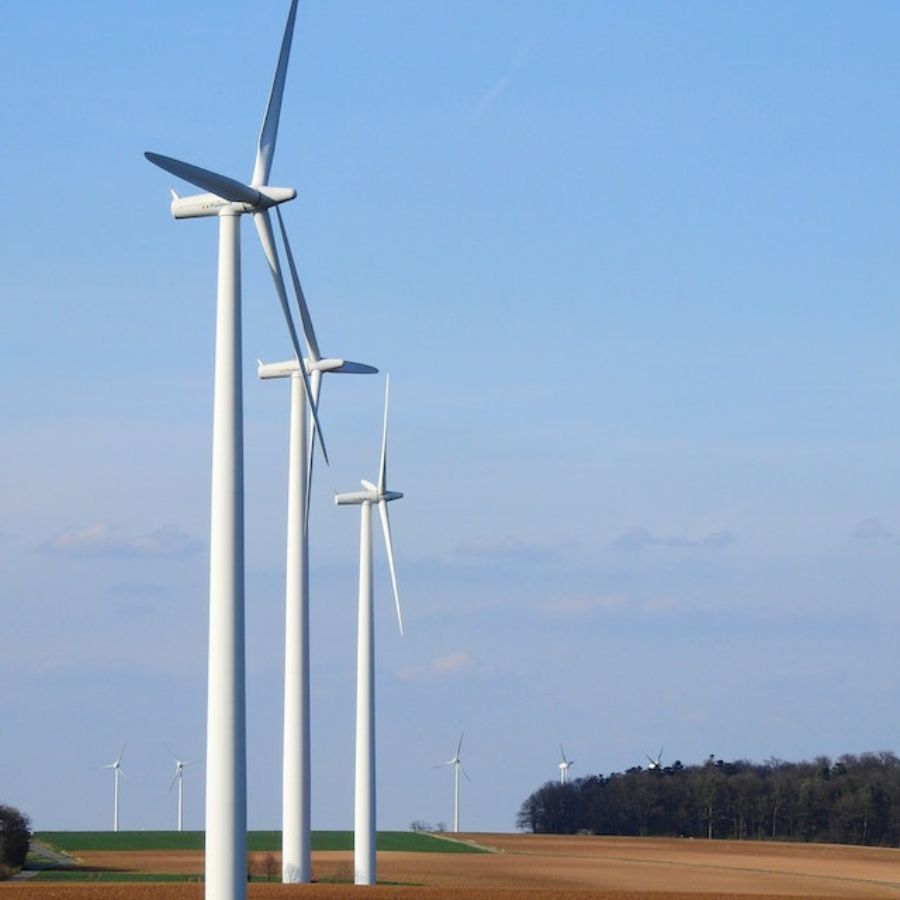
xmin=5 ymin=833 xmax=900 ymax=898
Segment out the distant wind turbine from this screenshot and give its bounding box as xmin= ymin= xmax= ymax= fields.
xmin=335 ymin=377 xmax=404 ymax=886
xmin=558 ymin=744 xmax=574 ymax=784
xmin=435 ymin=733 xmax=470 ymax=833
xmin=646 ymin=747 xmax=664 ymax=771
xmin=103 ymin=746 xmax=125 ymax=832
xmin=167 ymin=749 xmax=199 ymax=832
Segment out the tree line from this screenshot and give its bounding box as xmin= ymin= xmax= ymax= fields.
xmin=0 ymin=805 xmax=30 ymax=878
xmin=517 ymin=752 xmax=900 ymax=846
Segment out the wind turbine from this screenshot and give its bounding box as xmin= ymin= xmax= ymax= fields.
xmin=258 ymin=218 xmax=376 ymax=884
xmin=435 ymin=733 xmax=470 ymax=833
xmin=558 ymin=744 xmax=574 ymax=785
xmin=335 ymin=377 xmax=404 ymax=885
xmin=646 ymin=747 xmax=664 ymax=771
xmin=144 ymin=3 xmax=323 ymax=898
xmin=103 ymin=746 xmax=125 ymax=832
xmin=168 ymin=749 xmax=199 ymax=832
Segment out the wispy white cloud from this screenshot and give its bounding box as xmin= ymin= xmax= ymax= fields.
xmin=541 ymin=593 xmax=683 ymax=618
xmin=455 ymin=535 xmax=557 ymax=564
xmin=108 ymin=581 xmax=167 ymax=597
xmin=468 ymin=39 xmax=535 ymax=131
xmin=396 ymin=650 xmax=475 ymax=681
xmin=612 ymin=527 xmax=737 ymax=552
xmin=852 ymin=518 xmax=895 ymax=542
xmin=40 ymin=522 xmax=202 ymax=559
xmin=542 ymin=594 xmax=627 ymax=616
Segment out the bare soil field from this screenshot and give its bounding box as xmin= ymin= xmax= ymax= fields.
xmin=5 ymin=833 xmax=900 ymax=899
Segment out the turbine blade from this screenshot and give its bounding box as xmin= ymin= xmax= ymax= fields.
xmin=378 ymin=375 xmax=390 ymax=494
xmin=254 ymin=210 xmax=303 ymax=359
xmin=378 ymin=499 xmax=403 ymax=635
xmin=169 ymin=773 xmax=179 ymax=793
xmin=145 ymin=152 xmax=261 ymax=206
xmin=332 ymin=361 xmax=379 ymax=374
xmin=116 ymin=744 xmax=127 ymax=766
xmin=304 ymin=368 xmax=323 ymax=532
xmin=254 ymin=210 xmax=329 ymax=464
xmin=276 ymin=206 xmax=321 ymax=362
xmin=560 ymin=743 xmax=567 ymax=764
xmin=456 ymin=732 xmax=465 ymax=758
xmin=461 ymin=765 xmax=472 ymax=783
xmin=251 ymin=0 xmax=299 ymax=186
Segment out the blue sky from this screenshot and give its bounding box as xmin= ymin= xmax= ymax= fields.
xmin=2 ymin=0 xmax=900 ymax=834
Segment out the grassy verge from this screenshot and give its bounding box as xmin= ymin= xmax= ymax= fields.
xmin=33 ymin=871 xmax=413 ymax=886
xmin=34 ymin=830 xmax=485 ymax=854
xmin=32 ymin=871 xmax=201 ymax=883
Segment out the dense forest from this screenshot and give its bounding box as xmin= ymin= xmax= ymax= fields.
xmin=517 ymin=753 xmax=900 ymax=846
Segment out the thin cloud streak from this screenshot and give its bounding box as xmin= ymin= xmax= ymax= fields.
xmin=40 ymin=522 xmax=202 ymax=559
xmin=541 ymin=593 xmax=683 ymax=618
xmin=455 ymin=535 xmax=557 ymax=564
xmin=396 ymin=649 xmax=476 ymax=681
xmin=852 ymin=518 xmax=896 ymax=543
xmin=468 ymin=39 xmax=535 ymax=131
xmin=612 ymin=527 xmax=737 ymax=552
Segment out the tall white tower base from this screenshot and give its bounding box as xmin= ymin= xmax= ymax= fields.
xmin=205 ymin=208 xmax=248 ymax=900
xmin=282 ymin=371 xmax=311 ymax=883
xmin=453 ymin=765 xmax=460 ymax=833
xmin=113 ymin=771 xmax=120 ymax=833
xmin=354 ymin=501 xmax=376 ymax=885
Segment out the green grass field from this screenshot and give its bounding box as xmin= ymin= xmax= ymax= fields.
xmin=32 ymin=872 xmax=201 ymax=883
xmin=34 ymin=830 xmax=483 ymax=854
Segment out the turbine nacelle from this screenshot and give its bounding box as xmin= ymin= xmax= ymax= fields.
xmin=258 ymin=357 xmax=378 ymax=380
xmin=334 ymin=485 xmax=404 ymax=507
xmin=171 ymin=185 xmax=297 ymax=220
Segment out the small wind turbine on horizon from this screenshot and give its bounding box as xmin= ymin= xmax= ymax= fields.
xmin=103 ymin=746 xmax=125 ymax=832
xmin=167 ymin=749 xmax=200 ymax=833
xmin=646 ymin=748 xmax=664 ymax=771
xmin=258 ymin=219 xmax=377 ymax=884
xmin=558 ymin=744 xmax=574 ymax=784
xmin=335 ymin=377 xmax=404 ymax=886
xmin=435 ymin=733 xmax=470 ymax=833
xmin=145 ymin=1 xmax=317 ymax=897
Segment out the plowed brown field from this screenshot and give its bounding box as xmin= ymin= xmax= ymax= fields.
xmin=6 ymin=833 xmax=900 ymax=899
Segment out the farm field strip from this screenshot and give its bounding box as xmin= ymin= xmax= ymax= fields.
xmin=12 ymin=834 xmax=900 ymax=898
xmin=478 ymin=843 xmax=900 ymax=890
xmin=33 ymin=831 xmax=479 ymax=854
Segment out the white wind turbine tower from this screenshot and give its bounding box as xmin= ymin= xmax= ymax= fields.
xmin=103 ymin=746 xmax=125 ymax=832
xmin=258 ymin=219 xmax=376 ymax=884
xmin=335 ymin=377 xmax=404 ymax=886
xmin=145 ymin=3 xmax=325 ymax=898
xmin=436 ymin=733 xmax=470 ymax=833
xmin=558 ymin=744 xmax=574 ymax=784
xmin=168 ymin=750 xmax=199 ymax=833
